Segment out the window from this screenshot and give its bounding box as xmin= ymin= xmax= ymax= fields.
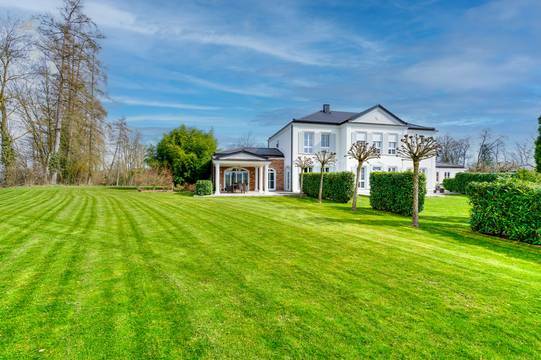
xmin=445 ymin=172 xmax=451 ymax=179
xmin=303 ymin=132 xmax=314 ymax=153
xmin=353 ymin=131 xmax=367 ymax=144
xmin=322 ymin=167 xmax=330 ymax=172
xmin=372 ymin=166 xmax=382 ymax=172
xmin=321 ymin=133 xmax=330 ymax=149
xmin=360 ymin=167 xmax=367 ymax=188
xmin=372 ymin=133 xmax=383 ymax=151
xmin=388 ymin=134 xmax=398 ymax=155
xmin=303 ymin=167 xmax=313 ymax=173
xmin=420 ymin=168 xmax=427 ymax=175
xmin=286 ymin=167 xmax=291 ymax=191
xmin=275 ymin=140 xmax=279 ymax=148
xmin=388 ymin=167 xmax=397 ymax=172
xmin=436 ymin=172 xmax=440 ymax=182
xmin=224 ymin=168 xmax=249 ymax=189
xmin=267 ymin=168 xmax=276 ymax=191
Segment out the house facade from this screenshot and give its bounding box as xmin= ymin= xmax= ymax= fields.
xmin=212 ymin=104 xmax=465 ymax=195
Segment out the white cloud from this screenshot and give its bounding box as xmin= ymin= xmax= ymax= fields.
xmin=109 ymin=96 xmax=219 ymax=110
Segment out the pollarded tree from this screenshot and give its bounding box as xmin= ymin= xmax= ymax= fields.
xmin=397 ymin=134 xmax=440 ymax=227
xmin=314 ymin=150 xmax=336 ymax=203
xmin=294 ymin=155 xmax=313 ymax=197
xmin=347 ymin=141 xmax=380 ymax=211
xmin=535 ymin=115 xmax=541 ymax=173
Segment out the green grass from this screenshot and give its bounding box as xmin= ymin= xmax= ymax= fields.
xmin=0 ymin=187 xmax=540 ymax=359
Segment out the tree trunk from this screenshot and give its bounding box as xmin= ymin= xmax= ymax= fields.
xmin=352 ymin=162 xmax=362 ymax=211
xmin=412 ymin=160 xmax=420 ymax=228
xmin=318 ymin=172 xmax=324 ymax=203
xmin=299 ymin=171 xmax=304 ymax=197
xmin=0 ymin=76 xmax=15 ymax=185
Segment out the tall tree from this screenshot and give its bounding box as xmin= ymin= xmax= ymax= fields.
xmin=314 ymin=150 xmax=336 ymax=203
xmin=437 ymin=134 xmax=470 ymax=166
xmin=398 ymin=134 xmax=440 ymax=228
xmin=347 ymin=141 xmax=380 ymax=211
xmin=474 ymin=129 xmax=504 ymax=171
xmin=293 ymin=156 xmax=313 ymax=197
xmin=535 ymin=115 xmax=541 ymax=173
xmin=38 ymin=0 xmax=104 ymax=184
xmin=153 ymin=125 xmax=217 ymax=185
xmin=0 ymin=18 xmax=28 ymax=185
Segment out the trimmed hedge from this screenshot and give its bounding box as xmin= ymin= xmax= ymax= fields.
xmin=370 ymin=172 xmax=426 ymax=216
xmin=195 ymin=180 xmax=213 ymax=196
xmin=442 ymin=172 xmax=508 ymax=194
xmin=302 ymin=172 xmax=355 ymax=203
xmin=467 ymin=180 xmax=541 ymax=244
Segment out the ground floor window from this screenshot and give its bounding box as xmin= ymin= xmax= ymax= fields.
xmin=285 ymin=167 xmax=291 ymax=191
xmin=303 ymin=167 xmax=313 ymax=173
xmin=388 ymin=166 xmax=398 ymax=172
xmin=322 ymin=167 xmax=330 ymax=172
xmin=224 ymin=168 xmax=249 ymax=189
xmin=360 ymin=167 xmax=367 ymax=188
xmin=268 ymin=168 xmax=276 ymax=191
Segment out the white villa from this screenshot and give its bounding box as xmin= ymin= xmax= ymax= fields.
xmin=212 ymin=104 xmax=464 ymax=195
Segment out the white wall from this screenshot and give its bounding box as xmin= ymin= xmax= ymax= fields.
xmin=268 ymin=125 xmax=292 ymax=191
xmin=436 ymin=167 xmax=464 ymax=185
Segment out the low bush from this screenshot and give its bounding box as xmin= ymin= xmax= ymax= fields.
xmin=442 ymin=172 xmax=509 ymax=194
xmin=195 ymin=180 xmax=213 ymax=196
xmin=514 ymin=169 xmax=541 ymax=184
xmin=467 ymin=180 xmax=541 ymax=244
xmin=302 ymin=172 xmax=355 ymax=203
xmin=370 ymin=172 xmax=426 ymax=216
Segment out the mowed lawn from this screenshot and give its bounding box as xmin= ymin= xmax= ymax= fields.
xmin=0 ymin=187 xmax=540 ymax=359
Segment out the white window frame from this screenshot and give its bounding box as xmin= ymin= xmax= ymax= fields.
xmin=372 ymin=133 xmax=383 ymax=151
xmin=320 ymin=133 xmax=330 ymax=150
xmin=372 ymin=166 xmax=383 ymax=172
xmin=388 ymin=134 xmax=398 ymax=155
xmin=267 ymin=168 xmax=276 ymax=191
xmin=303 ymin=132 xmax=314 ymax=154
xmin=303 ymin=167 xmax=313 ymax=173
xmin=360 ymin=167 xmax=367 ymax=188
xmin=388 ymin=166 xmax=398 ymax=172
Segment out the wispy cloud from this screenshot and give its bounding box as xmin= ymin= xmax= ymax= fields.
xmin=109 ymin=96 xmax=219 ymax=110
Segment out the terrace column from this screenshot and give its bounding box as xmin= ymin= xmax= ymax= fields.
xmin=258 ymin=166 xmax=264 ymax=193
xmin=215 ymin=162 xmax=220 ymax=195
xmin=255 ymin=166 xmax=259 ymax=191
xmin=264 ymin=163 xmax=269 ymax=194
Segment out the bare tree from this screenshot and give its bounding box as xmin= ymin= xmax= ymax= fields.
xmin=234 ymin=131 xmax=260 ymax=148
xmin=437 ymin=134 xmax=470 ymax=166
xmin=347 ymin=141 xmax=380 ymax=211
xmin=511 ymin=140 xmax=534 ymax=168
xmin=398 ymin=134 xmax=440 ymax=228
xmin=314 ymin=150 xmax=336 ymax=203
xmin=293 ymin=155 xmax=313 ymax=197
xmin=474 ymin=129 xmax=504 ymax=171
xmin=0 ymin=18 xmax=28 ymax=184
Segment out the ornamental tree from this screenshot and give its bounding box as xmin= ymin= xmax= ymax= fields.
xmin=294 ymin=156 xmax=313 ymax=197
xmin=397 ymin=134 xmax=440 ymax=227
xmin=314 ymin=150 xmax=336 ymax=203
xmin=347 ymin=141 xmax=380 ymax=211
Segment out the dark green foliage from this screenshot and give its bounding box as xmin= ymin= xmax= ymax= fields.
xmin=195 ymin=180 xmax=213 ymax=196
xmin=302 ymin=172 xmax=355 ymax=203
xmin=442 ymin=172 xmax=508 ymax=194
xmin=467 ymin=180 xmax=541 ymax=244
xmin=369 ymin=172 xmax=426 ymax=216
xmin=153 ymin=125 xmax=217 ymax=185
xmin=535 ymin=116 xmax=541 ymax=173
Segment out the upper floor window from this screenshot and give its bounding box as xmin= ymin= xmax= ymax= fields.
xmin=275 ymin=140 xmax=279 ymax=148
xmin=372 ymin=133 xmax=383 ymax=151
xmin=353 ymin=132 xmax=367 ymax=144
xmin=321 ymin=133 xmax=330 ymax=149
xmin=303 ymin=132 xmax=314 ymax=153
xmin=388 ymin=134 xmax=398 ymax=155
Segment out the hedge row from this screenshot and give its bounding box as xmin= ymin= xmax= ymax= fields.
xmin=442 ymin=172 xmax=510 ymax=194
xmin=195 ymin=180 xmax=213 ymax=196
xmin=369 ymin=172 xmax=426 ymax=216
xmin=467 ymin=180 xmax=541 ymax=244
xmin=302 ymin=172 xmax=355 ymax=203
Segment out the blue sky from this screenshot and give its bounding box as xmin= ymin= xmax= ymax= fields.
xmin=2 ymin=0 xmax=540 ymax=147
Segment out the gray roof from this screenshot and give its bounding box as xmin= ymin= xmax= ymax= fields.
xmin=436 ymin=162 xmax=466 ymax=169
xmin=291 ymin=104 xmax=435 ymax=130
xmin=214 ymin=147 xmax=284 ymax=159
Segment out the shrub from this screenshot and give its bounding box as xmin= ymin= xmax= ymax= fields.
xmin=302 ymin=172 xmax=355 ymax=203
xmin=442 ymin=172 xmax=509 ymax=194
xmin=467 ymin=180 xmax=541 ymax=244
xmin=195 ymin=180 xmax=213 ymax=196
xmin=514 ymin=169 xmax=541 ymax=184
xmin=370 ymin=172 xmax=426 ymax=216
